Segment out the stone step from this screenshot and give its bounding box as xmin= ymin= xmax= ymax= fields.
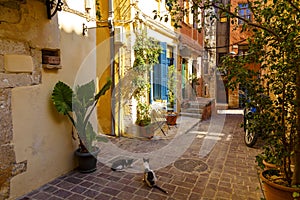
xmin=185 ymin=101 xmax=210 ymax=109
xmin=180 ymin=112 xmax=202 ymax=119
xmin=181 ymin=108 xmax=204 ymax=114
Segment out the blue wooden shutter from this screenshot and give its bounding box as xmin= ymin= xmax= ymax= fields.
xmin=160 ymin=42 xmax=168 ymax=100
xmin=153 ymin=64 xmax=161 ymax=100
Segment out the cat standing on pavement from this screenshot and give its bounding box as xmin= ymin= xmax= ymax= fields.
xmin=143 ymin=158 xmax=168 ymax=194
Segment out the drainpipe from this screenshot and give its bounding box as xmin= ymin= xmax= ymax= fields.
xmin=109 ymin=0 xmax=115 ymax=136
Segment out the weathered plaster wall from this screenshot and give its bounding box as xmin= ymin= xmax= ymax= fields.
xmin=0 ymin=0 xmax=46 ymax=195
xmin=0 ymin=0 xmax=97 ymax=199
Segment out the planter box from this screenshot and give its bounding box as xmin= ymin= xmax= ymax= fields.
xmin=42 ymin=55 xmax=60 ymax=65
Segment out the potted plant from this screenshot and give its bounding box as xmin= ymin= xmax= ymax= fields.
xmin=256 ymin=148 xmax=280 ymax=171
xmin=51 ymin=79 xmax=111 ymax=173
xmin=166 ymin=112 xmax=178 ymax=126
xmin=166 ymin=64 xmax=178 ymax=126
xmin=217 ymin=3 xmax=300 ymax=199
xmin=221 ymin=31 xmax=300 ymax=200
xmin=167 ymin=65 xmax=176 ymax=110
xmin=136 ymin=102 xmax=151 ymax=127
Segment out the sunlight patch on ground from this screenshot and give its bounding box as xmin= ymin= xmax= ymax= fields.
xmin=190 ymin=131 xmax=208 ymax=135
xmin=217 ymin=109 xmax=244 ymax=115
xmin=195 ymin=132 xmax=223 ymax=140
xmin=204 ymin=136 xmax=222 ymax=141
xmin=208 ymin=132 xmax=225 ymax=137
xmin=226 ymin=134 xmax=233 ymax=141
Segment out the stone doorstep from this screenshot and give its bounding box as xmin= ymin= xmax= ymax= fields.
xmin=180 ymin=112 xmax=202 ymax=119
xmin=181 ymin=107 xmax=204 ymax=114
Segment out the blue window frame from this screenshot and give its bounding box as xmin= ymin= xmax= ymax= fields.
xmin=152 ymin=42 xmax=168 ymax=101
xmin=238 ymin=3 xmax=251 ymax=24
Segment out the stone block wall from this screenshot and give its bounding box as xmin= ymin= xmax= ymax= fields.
xmin=0 ymin=37 xmax=41 ymax=199
xmin=0 ymin=0 xmax=97 ymax=198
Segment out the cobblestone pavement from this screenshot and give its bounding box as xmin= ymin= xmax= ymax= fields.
xmin=17 ymin=114 xmax=264 ymax=200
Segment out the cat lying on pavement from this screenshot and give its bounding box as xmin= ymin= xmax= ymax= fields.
xmin=111 ymin=158 xmax=134 ymax=171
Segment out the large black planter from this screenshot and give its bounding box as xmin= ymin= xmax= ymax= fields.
xmin=74 ymin=147 xmax=100 ymax=173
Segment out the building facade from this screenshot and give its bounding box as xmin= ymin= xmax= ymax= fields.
xmin=107 ymin=0 xmax=209 ymax=137
xmin=0 ymin=0 xmax=107 ymax=198
xmin=0 ymin=0 xmax=214 ymax=198
xmin=215 ymin=0 xmax=256 ymax=108
xmin=178 ymin=0 xmax=205 ymax=100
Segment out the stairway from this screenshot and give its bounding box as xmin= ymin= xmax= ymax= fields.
xmin=180 ymin=98 xmax=215 ymax=120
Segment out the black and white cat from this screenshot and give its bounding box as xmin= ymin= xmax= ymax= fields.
xmin=143 ymin=158 xmax=168 ymax=194
xmin=111 ymin=158 xmax=134 ymax=171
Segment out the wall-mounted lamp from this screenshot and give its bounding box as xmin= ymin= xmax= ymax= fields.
xmin=46 ymin=0 xmax=63 ymax=19
xmin=82 ymin=22 xmax=113 ymax=36
xmin=83 ymin=23 xmax=88 ymax=36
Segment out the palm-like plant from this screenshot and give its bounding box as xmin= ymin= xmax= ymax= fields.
xmin=51 ymin=79 xmax=111 ymax=152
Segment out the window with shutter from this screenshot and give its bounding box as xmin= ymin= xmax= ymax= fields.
xmin=152 ymin=42 xmax=168 ymax=101
xmin=160 ymin=42 xmax=168 ymax=100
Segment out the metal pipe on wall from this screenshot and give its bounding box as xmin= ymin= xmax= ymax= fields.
xmin=109 ymin=0 xmax=115 ymax=136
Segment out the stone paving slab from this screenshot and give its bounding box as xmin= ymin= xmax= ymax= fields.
xmin=17 ymin=114 xmax=264 ymax=200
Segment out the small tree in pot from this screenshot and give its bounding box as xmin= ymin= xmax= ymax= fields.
xmin=51 ymin=79 xmax=111 ymax=172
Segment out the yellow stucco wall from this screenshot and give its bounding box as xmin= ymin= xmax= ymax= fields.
xmin=95 ymin=0 xmax=112 ymax=134
xmin=96 ymin=36 xmax=112 ymax=134
xmin=4 ymin=1 xmax=98 ymax=198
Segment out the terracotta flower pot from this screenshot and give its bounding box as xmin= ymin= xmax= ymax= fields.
xmin=260 ymin=170 xmax=300 ymax=200
xmin=166 ymin=113 xmax=178 ymax=126
xmin=263 ymin=159 xmax=279 ymax=170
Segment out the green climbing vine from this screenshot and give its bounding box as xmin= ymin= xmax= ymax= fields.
xmin=168 ymin=65 xmax=176 ymax=109
xmin=132 ymin=30 xmax=161 ymax=126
